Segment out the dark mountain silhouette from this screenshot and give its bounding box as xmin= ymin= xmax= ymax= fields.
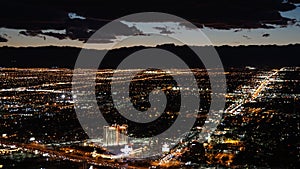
xmin=0 ymin=44 xmax=299 ymax=69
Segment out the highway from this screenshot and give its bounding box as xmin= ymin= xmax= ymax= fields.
xmin=0 ymin=139 xmax=121 ymax=168
xmin=225 ymin=68 xmax=280 ymax=115
xmin=157 ymin=68 xmax=283 ymax=166
xmin=0 ymin=68 xmax=284 ymax=168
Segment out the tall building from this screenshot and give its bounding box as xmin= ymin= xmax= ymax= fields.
xmin=103 ymin=124 xmax=128 ymax=146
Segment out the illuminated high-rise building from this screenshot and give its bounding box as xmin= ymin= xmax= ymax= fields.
xmin=103 ymin=124 xmax=128 ymax=146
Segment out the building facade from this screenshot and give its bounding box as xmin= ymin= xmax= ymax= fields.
xmin=103 ymin=124 xmax=128 ymax=146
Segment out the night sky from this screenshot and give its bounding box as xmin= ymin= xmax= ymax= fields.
xmin=0 ymin=0 xmax=300 ymax=49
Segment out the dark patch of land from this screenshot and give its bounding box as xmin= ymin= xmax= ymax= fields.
xmin=0 ymin=44 xmax=299 ymax=69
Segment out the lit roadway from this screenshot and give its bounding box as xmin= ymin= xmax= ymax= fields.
xmin=157 ymin=68 xmax=282 ymax=166
xmin=0 ymin=139 xmax=147 ymax=169
xmin=225 ymin=68 xmax=281 ymax=115
xmin=250 ymin=69 xmax=280 ymax=100
xmin=0 ymin=68 xmax=283 ymax=168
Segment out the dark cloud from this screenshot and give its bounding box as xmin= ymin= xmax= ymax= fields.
xmin=179 ymin=22 xmax=204 ymax=29
xmin=19 ymin=30 xmax=42 ymax=37
xmin=86 ymin=39 xmax=114 ymax=44
xmin=290 ymin=0 xmax=300 ymax=3
xmin=234 ymin=29 xmax=242 ymax=32
xmin=262 ymin=33 xmax=270 ymax=37
xmin=18 ymin=21 xmax=142 ymax=43
xmin=41 ymin=32 xmax=66 ymax=40
xmin=0 ymin=0 xmax=298 ymax=41
xmin=84 ymin=22 xmax=143 ymax=43
xmin=0 ymin=36 xmax=8 ymax=42
xmin=243 ymin=35 xmax=251 ymax=40
xmin=153 ymin=27 xmax=174 ymax=34
xmin=19 ymin=30 xmax=46 ymax=39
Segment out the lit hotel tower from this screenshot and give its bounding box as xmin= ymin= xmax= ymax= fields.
xmin=103 ymin=124 xmax=128 ymax=146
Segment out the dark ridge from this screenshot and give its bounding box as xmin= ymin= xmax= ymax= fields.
xmin=0 ymin=44 xmax=299 ymax=69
